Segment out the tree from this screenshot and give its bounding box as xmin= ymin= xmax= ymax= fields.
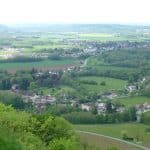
xmin=1 ymin=78 xmax=11 ymax=90
xmin=141 ymin=111 xmax=150 ymax=124
xmin=29 ymin=82 xmax=38 ymax=90
xmin=20 ymin=78 xmax=30 ymax=90
xmin=143 ymin=83 xmax=150 ymax=97
xmin=128 ymin=107 xmax=137 ymax=121
xmin=0 ymin=91 xmax=25 ymax=110
xmin=91 ymin=105 xmax=98 ymax=115
xmin=106 ymin=101 xmax=114 ymax=113
xmin=100 ymin=81 xmax=106 ymax=86
xmin=121 ymin=130 xmax=128 ymax=140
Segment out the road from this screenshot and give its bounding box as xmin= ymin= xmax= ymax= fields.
xmin=77 ymin=130 xmax=150 ymax=150
xmin=80 ymin=58 xmax=88 ymax=67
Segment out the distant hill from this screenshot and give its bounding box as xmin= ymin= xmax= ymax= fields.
xmin=0 ymin=24 xmax=9 ymax=32
xmin=6 ymin=24 xmax=150 ymax=33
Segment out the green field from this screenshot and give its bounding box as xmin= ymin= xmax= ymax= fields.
xmin=0 ymin=59 xmax=79 ymax=72
xmin=27 ymin=44 xmax=75 ymax=52
xmin=117 ymin=96 xmax=150 ymax=107
xmin=37 ymin=86 xmax=75 ymax=96
xmin=75 ymin=123 xmax=150 ymax=148
xmin=86 ymin=57 xmax=138 ymax=71
xmin=78 ymin=76 xmax=127 ymax=93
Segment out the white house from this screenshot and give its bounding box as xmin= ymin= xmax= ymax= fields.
xmin=127 ymin=85 xmax=137 ymax=92
xmin=97 ymin=103 xmax=106 ymax=114
xmin=81 ymin=104 xmax=91 ymax=111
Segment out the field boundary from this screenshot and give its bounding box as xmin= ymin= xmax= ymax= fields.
xmin=77 ymin=130 xmax=150 ymax=150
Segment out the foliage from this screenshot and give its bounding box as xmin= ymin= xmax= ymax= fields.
xmin=49 ymin=137 xmax=78 ymax=150
xmin=0 ymin=91 xmax=25 ymax=110
xmin=0 ymin=103 xmax=78 ymax=150
xmin=141 ymin=111 xmax=150 ymax=124
xmin=62 ymin=107 xmax=137 ymax=124
xmin=0 ymin=127 xmax=22 ymax=150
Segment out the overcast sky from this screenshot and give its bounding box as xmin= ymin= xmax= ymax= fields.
xmin=0 ymin=0 xmax=150 ymax=24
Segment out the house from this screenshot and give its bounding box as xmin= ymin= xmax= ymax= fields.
xmin=35 ymin=72 xmax=44 ymax=77
xmin=11 ymin=84 xmax=19 ymax=91
xmin=96 ymin=103 xmax=106 ymax=114
xmin=136 ymin=103 xmax=150 ymax=112
xmin=81 ymin=104 xmax=91 ymax=111
xmin=127 ymin=85 xmax=137 ymax=92
xmin=136 ymin=103 xmax=150 ymax=122
xmin=141 ymin=77 xmax=146 ymax=83
xmin=105 ymin=92 xmax=118 ymax=99
xmin=70 ymin=100 xmax=79 ymax=107
xmin=21 ymin=92 xmax=56 ymax=107
xmin=116 ymin=107 xmax=125 ymax=113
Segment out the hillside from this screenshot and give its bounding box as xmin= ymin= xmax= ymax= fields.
xmin=0 ymin=103 xmax=78 ymax=150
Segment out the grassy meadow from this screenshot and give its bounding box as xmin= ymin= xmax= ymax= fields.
xmin=78 ymin=76 xmax=127 ymax=93
xmin=116 ymin=96 xmax=150 ymax=107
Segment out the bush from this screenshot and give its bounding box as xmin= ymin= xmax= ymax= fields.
xmin=0 ymin=128 xmax=22 ymax=150
xmin=100 ymin=81 xmax=106 ymax=86
xmin=141 ymin=111 xmax=150 ymax=124
xmin=121 ymin=130 xmax=128 ymax=140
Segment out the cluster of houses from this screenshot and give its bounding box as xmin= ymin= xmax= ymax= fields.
xmin=136 ymin=103 xmax=150 ymax=122
xmin=11 ymin=85 xmax=56 ymax=113
xmin=22 ymin=94 xmax=56 ymax=112
xmin=80 ymin=101 xmax=150 ymax=118
xmin=136 ymin=103 xmax=150 ymax=113
xmin=65 ymin=40 xmax=150 ymax=57
xmin=22 ymin=94 xmax=56 ymax=105
xmin=80 ymin=102 xmax=125 ymax=114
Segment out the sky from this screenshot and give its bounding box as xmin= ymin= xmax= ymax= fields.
xmin=0 ymin=0 xmax=150 ymax=24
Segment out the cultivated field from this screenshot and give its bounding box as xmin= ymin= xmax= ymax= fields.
xmin=79 ymin=132 xmax=142 ymax=150
xmin=75 ymin=123 xmax=150 ymax=148
xmin=0 ymin=59 xmax=79 ymax=72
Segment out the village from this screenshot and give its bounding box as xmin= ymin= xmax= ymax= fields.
xmin=10 ymin=72 xmax=150 ymax=121
xmin=1 ymin=40 xmax=150 ymax=60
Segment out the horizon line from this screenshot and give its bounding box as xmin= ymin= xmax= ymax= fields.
xmin=1 ymin=22 xmax=150 ymax=26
